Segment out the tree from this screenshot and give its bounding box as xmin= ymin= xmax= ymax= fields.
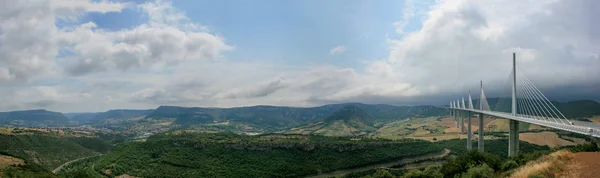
xmin=373 ymin=168 xmax=394 ymax=178
xmin=461 ymin=163 xmax=494 ymax=178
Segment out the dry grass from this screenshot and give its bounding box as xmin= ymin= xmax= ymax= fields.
xmin=444 ymin=127 xmax=461 ymax=134
xmin=519 ymin=132 xmax=576 ymax=147
xmin=406 ymin=134 xmax=463 ymax=142
xmin=0 ymin=127 xmax=14 ymax=135
xmin=560 ymin=136 xmax=587 ymax=144
xmin=589 ymin=116 xmax=600 ymax=124
xmin=509 ymin=150 xmax=580 ymax=178
xmin=0 ymin=155 xmax=24 ymax=170
xmin=115 ymin=174 xmax=138 ymax=178
xmin=439 ymin=117 xmax=457 ymax=128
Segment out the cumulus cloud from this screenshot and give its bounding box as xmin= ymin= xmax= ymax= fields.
xmin=61 ymin=1 xmax=233 ymax=76
xmin=329 ymin=46 xmax=346 ymax=55
xmin=383 ymin=0 xmax=600 ymax=101
xmin=0 ymin=0 xmax=232 ymax=80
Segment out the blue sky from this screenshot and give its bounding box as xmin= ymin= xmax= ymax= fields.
xmin=85 ymin=0 xmax=420 ymax=70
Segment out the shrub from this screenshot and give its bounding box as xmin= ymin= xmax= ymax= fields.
xmin=461 ymin=163 xmax=494 ymax=178
xmin=501 ymin=160 xmax=519 ymax=171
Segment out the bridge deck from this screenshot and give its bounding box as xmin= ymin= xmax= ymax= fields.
xmin=450 ymin=108 xmax=600 ymax=138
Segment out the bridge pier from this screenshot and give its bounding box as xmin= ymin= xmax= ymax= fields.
xmin=460 ymin=111 xmax=465 ymax=134
xmin=478 ymin=113 xmax=484 ymax=152
xmin=508 ymin=120 xmax=520 ymax=156
xmin=455 ymin=111 xmax=459 ymax=128
xmin=467 ymin=111 xmax=472 ymax=150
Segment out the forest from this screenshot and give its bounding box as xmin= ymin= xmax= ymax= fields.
xmin=58 ymin=132 xmax=446 ymax=177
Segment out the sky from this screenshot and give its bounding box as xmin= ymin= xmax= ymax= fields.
xmin=0 ymin=0 xmax=598 ymax=112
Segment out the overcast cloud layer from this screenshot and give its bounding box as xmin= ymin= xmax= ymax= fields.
xmin=0 ymin=0 xmax=598 ymax=112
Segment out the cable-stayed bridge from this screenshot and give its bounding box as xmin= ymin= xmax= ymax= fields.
xmin=448 ymin=53 xmax=600 ymax=156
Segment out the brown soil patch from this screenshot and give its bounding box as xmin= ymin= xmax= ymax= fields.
xmin=439 ymin=118 xmax=456 ymax=128
xmin=528 ymin=124 xmax=545 ymax=130
xmin=116 ymin=174 xmax=138 ymax=178
xmin=589 ymin=117 xmax=600 ymax=124
xmin=407 ymin=134 xmax=464 ymax=142
xmin=444 ymin=127 xmax=461 ymax=133
xmin=105 ymin=169 xmax=112 ymax=175
xmin=413 ymin=128 xmax=430 ymax=136
xmin=519 ymin=132 xmax=575 ymax=147
xmin=561 ymin=136 xmax=587 ymax=144
xmin=572 ymin=152 xmax=600 ymax=178
xmin=470 ymin=117 xmax=495 ymax=127
xmin=0 ymin=155 xmax=24 ymax=170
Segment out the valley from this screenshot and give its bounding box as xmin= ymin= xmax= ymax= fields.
xmin=0 ymin=101 xmax=599 ymax=177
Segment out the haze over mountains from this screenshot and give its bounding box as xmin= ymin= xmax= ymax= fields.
xmin=1 ymin=99 xmax=600 ymax=134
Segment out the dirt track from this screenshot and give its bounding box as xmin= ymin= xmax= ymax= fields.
xmin=52 ymin=154 xmax=101 ymax=174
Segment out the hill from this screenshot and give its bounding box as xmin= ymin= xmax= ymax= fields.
xmin=144 ymin=105 xmax=341 ymax=132
xmin=144 ymin=103 xmax=448 ymax=133
xmin=66 ymin=113 xmax=98 ymax=124
xmin=57 ymin=132 xmax=444 ymax=178
xmin=287 ymin=105 xmax=377 ymax=136
xmin=0 ymin=128 xmax=111 ymax=170
xmin=0 ymin=110 xmax=69 ymax=127
xmin=89 ymin=109 xmax=154 ymax=130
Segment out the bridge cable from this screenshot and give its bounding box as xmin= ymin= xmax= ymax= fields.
xmin=519 ymin=72 xmax=566 ymax=124
xmin=494 ymin=69 xmax=516 ymax=113
xmin=517 ymin=72 xmax=556 ymax=123
xmin=521 ymin=82 xmax=542 ymax=121
xmin=516 ymin=81 xmax=536 ymax=120
xmin=519 ymin=73 xmax=558 ymax=123
xmin=521 ymin=73 xmax=571 ymax=124
xmin=516 ymin=73 xmax=543 ymax=120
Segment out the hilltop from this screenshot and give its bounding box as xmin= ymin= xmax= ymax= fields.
xmin=287 ymin=105 xmax=377 ymax=136
xmin=0 ymin=110 xmax=69 ymax=127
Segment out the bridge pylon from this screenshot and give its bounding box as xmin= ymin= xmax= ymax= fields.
xmin=509 ymin=52 xmax=519 ymax=157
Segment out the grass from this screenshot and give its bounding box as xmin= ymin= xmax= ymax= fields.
xmin=589 ymin=116 xmax=600 ymax=123
xmin=374 ymin=117 xmax=458 ymax=142
xmin=509 ymin=150 xmax=580 ymax=178
xmin=0 ymin=155 xmax=24 ymax=170
xmin=519 ymin=132 xmax=576 ymax=148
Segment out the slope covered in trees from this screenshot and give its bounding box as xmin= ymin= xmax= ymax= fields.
xmin=0 ymin=110 xmax=69 ymax=127
xmin=0 ymin=129 xmax=112 ymax=170
xmin=60 ymin=132 xmax=445 ymax=178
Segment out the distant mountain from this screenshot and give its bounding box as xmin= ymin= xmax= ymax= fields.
xmin=145 ymin=105 xmax=341 ymax=131
xmin=67 ymin=113 xmax=99 ymax=124
xmin=323 ymin=105 xmax=372 ymax=123
xmin=64 ymin=109 xmax=154 ymax=131
xmin=0 ymin=110 xmax=69 ymax=127
xmin=554 ymin=100 xmax=600 ymax=118
xmin=144 ymin=103 xmax=448 ymax=133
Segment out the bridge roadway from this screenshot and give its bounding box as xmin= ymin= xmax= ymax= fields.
xmin=450 ymin=107 xmax=600 ymax=138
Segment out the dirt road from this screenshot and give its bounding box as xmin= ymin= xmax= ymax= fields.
xmin=52 ymin=154 xmax=101 ymax=174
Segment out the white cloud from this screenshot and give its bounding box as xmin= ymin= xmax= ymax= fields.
xmin=1 ymin=0 xmax=599 ymax=112
xmin=384 ymin=0 xmax=600 ymax=100
xmin=0 ymin=0 xmax=232 ymax=80
xmin=329 ymin=46 xmax=346 ymax=55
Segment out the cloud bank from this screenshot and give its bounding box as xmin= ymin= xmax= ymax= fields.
xmin=0 ymin=0 xmax=598 ymax=112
